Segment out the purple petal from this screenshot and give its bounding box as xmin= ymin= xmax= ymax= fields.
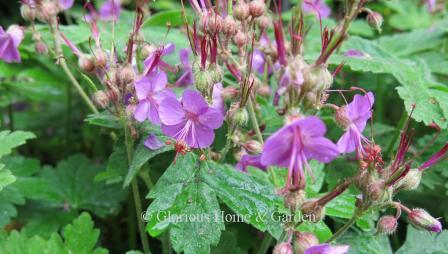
xmin=151 ymin=71 xmax=168 ymax=92
xmin=163 ymin=43 xmax=175 ymax=56
xmin=147 ymin=101 xmax=161 ymax=125
xmin=134 ymin=100 xmax=150 ymax=122
xmin=252 ymin=49 xmax=266 ymax=74
xmin=144 ymin=134 xmax=164 ymax=150
xmin=181 ymin=89 xmax=209 ymax=114
xmin=59 ymin=0 xmax=74 ymax=10
xmin=302 ymin=0 xmax=331 ymax=18
xmin=198 ymin=108 xmax=224 ymax=129
xmin=135 ymin=77 xmax=152 ymax=100
xmin=159 ymin=97 xmax=186 ymax=125
xmin=0 ymin=26 xmax=23 ymax=63
xmin=303 ymin=137 xmax=339 ymax=163
xmin=187 ymin=122 xmax=215 ymax=148
xmin=179 ymin=48 xmax=191 ymax=67
xmin=295 ymin=116 xmax=327 ymax=137
xmin=347 ymin=92 xmax=374 ymax=131
xmin=99 ymin=0 xmax=121 ymax=21
xmin=305 ymin=244 xmax=349 ymax=254
xmin=236 ymin=155 xmax=266 ymax=172
xmin=337 ymin=127 xmax=359 ymax=154
xmin=175 ymin=68 xmax=194 ymax=87
xmin=261 ymin=124 xmax=294 ymax=167
xmin=211 ymin=83 xmax=225 ymax=115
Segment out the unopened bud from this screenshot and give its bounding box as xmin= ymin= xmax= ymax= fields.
xmin=377 ymin=216 xmax=398 ymax=235
xmin=257 ymin=16 xmax=271 ymax=30
xmin=284 ymin=190 xmax=306 ymax=212
xmin=273 ymin=242 xmax=293 ymax=254
xmin=117 ymin=64 xmax=135 ymax=86
xmin=228 ymin=105 xmax=249 ymax=126
xmin=35 ymin=41 xmax=48 ymax=55
xmin=221 ymin=86 xmax=239 ymax=100
xmin=21 ymin=4 xmax=36 ymax=21
xmin=233 ymin=3 xmax=250 ymax=21
xmin=366 ymin=181 xmax=385 ymax=202
xmin=293 ymin=232 xmax=319 ymax=254
xmin=249 ymin=0 xmax=265 ymax=18
xmin=94 ymin=91 xmax=109 ymax=108
xmin=195 ymin=70 xmax=214 ymax=96
xmin=303 ymin=65 xmax=333 ymax=93
xmin=303 ymin=91 xmax=317 ymax=109
xmin=222 ymin=16 xmax=238 ymax=35
xmin=408 ymin=208 xmax=442 ymax=233
xmin=206 ymin=14 xmax=223 ymax=34
xmin=78 ymin=55 xmax=95 ymax=72
xmin=38 ymin=1 xmax=59 ymax=23
xmin=367 ymin=11 xmax=383 ymax=33
xmin=210 ymin=64 xmax=223 ymax=83
xmin=107 ymin=86 xmax=120 ymax=103
xmin=233 ymin=31 xmax=247 ymax=47
xmin=94 ymin=49 xmax=108 ymax=69
xmin=300 ymin=200 xmax=325 ymax=223
xmin=395 ymin=168 xmax=422 ymax=191
xmin=243 ymin=140 xmax=263 ymax=154
xmin=257 ymin=85 xmax=271 ymax=97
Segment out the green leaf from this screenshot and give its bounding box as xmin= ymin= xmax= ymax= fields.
xmin=0 ymin=130 xmax=35 ymax=158
xmin=123 ymin=135 xmax=173 ymax=187
xmin=396 ymin=225 xmax=448 ymax=253
xmin=0 ymin=164 xmax=15 ymax=192
xmin=20 ymin=154 xmax=127 ymax=217
xmin=146 ymin=153 xmax=224 ymax=254
xmin=0 ymin=212 xmax=108 ymax=254
xmin=297 ymin=221 xmax=333 ymax=242
xmin=325 ymin=194 xmax=356 ymax=219
xmin=95 ymin=144 xmax=128 ymax=184
xmin=211 ymin=230 xmax=245 ymax=254
xmin=85 ymin=111 xmax=121 ymax=129
xmin=144 ymin=10 xmax=193 ymax=27
xmin=338 ymin=231 xmax=392 ymax=254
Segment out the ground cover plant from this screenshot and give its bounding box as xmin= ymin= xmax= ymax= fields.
xmin=1 ymin=0 xmax=448 ymax=253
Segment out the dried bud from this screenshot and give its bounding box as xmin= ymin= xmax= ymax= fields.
xmin=233 ymin=31 xmax=247 ymax=47
xmin=377 ymin=216 xmax=398 ymax=235
xmin=249 ymin=0 xmax=265 ymax=18
xmin=367 ymin=11 xmax=383 ymax=33
xmin=94 ymin=49 xmax=108 ymax=69
xmin=78 ymin=55 xmax=95 ymax=72
xmin=20 ymin=4 xmax=36 ymax=21
xmin=366 ymin=181 xmax=385 ymax=202
xmin=284 ymin=190 xmax=306 ymax=212
xmin=335 ymin=107 xmax=351 ymax=128
xmin=293 ymin=232 xmax=319 ymax=254
xmin=257 ymin=16 xmax=271 ymax=30
xmin=303 ymin=65 xmax=333 ymax=93
xmin=395 ymin=168 xmax=422 ymax=191
xmin=117 ymin=64 xmax=135 ymax=86
xmin=300 ymin=200 xmax=325 ymax=223
xmin=243 ymin=140 xmax=263 ymax=154
xmin=107 ymin=86 xmax=120 ymax=103
xmin=273 ymin=242 xmax=293 ymax=254
xmin=408 ymin=208 xmax=442 ymax=233
xmin=221 ymin=86 xmax=239 ymax=100
xmin=222 ymin=16 xmax=238 ymax=35
xmin=35 ymin=41 xmax=48 ymax=55
xmin=233 ymin=3 xmax=250 ymax=21
xmin=94 ymin=91 xmax=109 ymax=108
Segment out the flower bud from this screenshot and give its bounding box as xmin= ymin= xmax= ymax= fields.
xmin=243 ymin=140 xmax=263 ymax=154
xmin=366 ymin=181 xmax=385 ymax=202
xmin=408 ymin=208 xmax=442 ymax=233
xmin=303 ymin=65 xmax=333 ymax=93
xmin=293 ymin=232 xmax=319 ymax=254
xmin=210 ymin=64 xmax=223 ymax=83
xmin=249 ymin=0 xmax=265 ymax=18
xmin=257 ymin=16 xmax=271 ymax=30
xmin=367 ymin=11 xmax=383 ymax=33
xmin=228 ymin=105 xmax=249 ymax=127
xmin=94 ymin=90 xmax=109 ymax=108
xmin=38 ymin=1 xmax=59 ymax=23
xmin=20 ymin=4 xmax=36 ymax=21
xmin=221 ymin=86 xmax=239 ymax=100
xmin=78 ymin=55 xmax=95 ymax=72
xmin=233 ymin=31 xmax=247 ymax=47
xmin=284 ymin=190 xmax=306 ymax=212
xmin=395 ymin=168 xmax=422 ymax=191
xmin=303 ymin=91 xmax=318 ymax=109
xmin=222 ymin=16 xmax=238 ymax=35
xmin=377 ymin=216 xmax=398 ymax=235
xmin=233 ymin=3 xmax=250 ymax=21
xmin=94 ymin=49 xmax=108 ymax=69
xmin=257 ymin=85 xmax=271 ymax=97
xmin=35 ymin=41 xmax=48 ymax=55
xmin=300 ymin=200 xmax=325 ymax=223
xmin=273 ymin=242 xmax=293 ymax=254
xmin=206 ymin=14 xmax=223 ymax=34
xmin=117 ymin=64 xmax=135 ymax=86
xmin=195 ymin=71 xmax=214 ymax=96
xmin=107 ymin=86 xmax=120 ymax=103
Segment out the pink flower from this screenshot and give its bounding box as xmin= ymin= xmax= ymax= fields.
xmin=261 ymin=116 xmax=339 ymax=190
xmin=159 ymin=89 xmax=224 ymax=148
xmin=133 ymin=71 xmax=176 ymax=124
xmin=0 ymin=25 xmax=24 ymax=63
xmin=59 ymin=0 xmax=74 ymax=10
xmin=212 ymin=82 xmax=225 ymax=115
xmin=175 ymin=49 xmax=194 ymax=87
xmin=99 ymin=0 xmax=121 ymax=21
xmin=236 ymin=155 xmax=266 ymax=172
xmin=336 ymin=92 xmax=374 ymax=156
xmin=305 ymin=244 xmax=349 ymax=254
xmin=302 ymin=0 xmax=331 ymax=19
xmin=143 ymin=43 xmax=175 ymax=76
xmin=144 ymin=134 xmax=164 ymax=150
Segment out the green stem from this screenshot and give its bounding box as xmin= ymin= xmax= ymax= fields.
xmin=220 ymin=123 xmax=236 ymax=162
xmin=256 ymin=234 xmax=273 ymax=254
xmin=247 ymin=97 xmax=264 ymax=144
xmin=326 ymin=210 xmax=362 ymax=243
xmin=162 ymin=231 xmax=172 ymax=254
xmin=128 ymin=198 xmax=137 ymax=250
xmin=227 ymin=0 xmax=233 ymax=15
xmin=123 ymin=115 xmax=151 ymax=254
xmin=49 ymin=18 xmax=99 ymax=114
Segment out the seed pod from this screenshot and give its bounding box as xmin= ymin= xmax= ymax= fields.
xmin=377 ymin=216 xmax=398 ymax=235
xmin=408 ymin=208 xmax=442 ymax=233
xmin=293 ymin=232 xmax=319 ymax=254
xmin=78 ymin=55 xmax=95 ymax=72
xmin=195 ymin=71 xmax=214 ymax=96
xmin=249 ymin=0 xmax=265 ymax=18
xmin=367 ymin=11 xmax=383 ymax=33
xmin=257 ymin=16 xmax=271 ymax=30
xmin=207 ymin=14 xmax=223 ymax=34
xmin=284 ymin=190 xmax=306 ymax=212
xmin=94 ymin=91 xmax=109 ymax=108
xmin=222 ymin=16 xmax=238 ymax=35
xmin=233 ymin=3 xmax=250 ymax=21
xmin=395 ymin=168 xmax=422 ymax=191
xmin=233 ymin=31 xmax=247 ymax=47
xmin=300 ymin=200 xmax=325 ymax=223
xmin=273 ymin=242 xmax=293 ymax=254
xmin=94 ymin=49 xmax=108 ymax=69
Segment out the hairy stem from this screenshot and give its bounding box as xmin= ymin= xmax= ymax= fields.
xmin=220 ymin=123 xmax=236 ymax=162
xmin=256 ymin=234 xmax=273 ymax=254
xmin=326 ymin=209 xmax=363 ymax=243
xmin=248 ymin=97 xmax=264 ymax=144
xmin=49 ymin=18 xmax=99 ymax=114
